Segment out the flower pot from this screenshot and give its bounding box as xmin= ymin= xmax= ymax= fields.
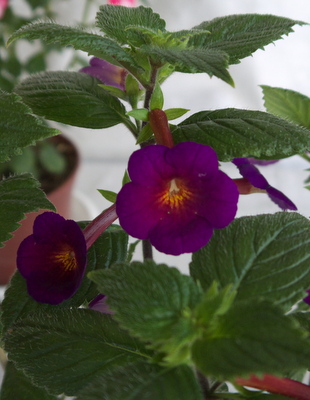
xmin=0 ymin=134 xmax=79 ymax=285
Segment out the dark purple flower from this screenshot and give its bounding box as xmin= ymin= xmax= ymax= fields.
xmin=80 ymin=57 xmax=127 ymax=90
xmin=17 ymin=212 xmax=87 ymax=305
xmin=303 ymin=290 xmax=310 ymax=305
xmin=89 ymin=294 xmax=114 ymax=314
xmin=116 ymin=142 xmax=239 ymax=255
xmin=233 ymin=158 xmax=297 ymax=211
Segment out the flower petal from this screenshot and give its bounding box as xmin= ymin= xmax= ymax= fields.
xmin=17 ymin=212 xmax=87 ymax=304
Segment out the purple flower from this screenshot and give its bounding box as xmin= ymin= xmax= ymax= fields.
xmin=233 ymin=158 xmax=297 ymax=211
xmin=80 ymin=58 xmax=127 ymax=90
xmin=304 ymin=290 xmax=310 ymax=305
xmin=17 ymin=212 xmax=87 ymax=305
xmin=116 ymin=142 xmax=239 ymax=255
xmin=89 ymin=294 xmax=113 ymax=314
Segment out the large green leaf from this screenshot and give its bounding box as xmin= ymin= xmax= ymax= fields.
xmin=192 ymin=14 xmax=305 ymax=64
xmin=0 ymin=174 xmax=55 ymax=247
xmin=89 ymin=260 xmax=202 ymax=360
xmin=262 ymin=85 xmax=310 ymax=129
xmin=7 ymin=22 xmax=139 ymax=68
xmin=96 ymin=5 xmax=166 ymax=46
xmin=0 ymin=361 xmax=58 ymax=400
xmin=14 ymin=71 xmax=129 ymax=129
xmin=140 ymin=46 xmax=233 ymax=85
xmin=76 ymin=361 xmax=203 ymax=400
xmin=190 ymin=213 xmax=310 ymax=310
xmin=191 ymin=299 xmax=310 ymax=379
xmin=0 ymin=90 xmax=59 ymax=162
xmin=3 ymin=309 xmax=149 ymax=396
xmin=172 ymin=108 xmax=310 ymax=161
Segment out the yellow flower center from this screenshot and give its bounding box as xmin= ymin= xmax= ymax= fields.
xmin=53 ymin=247 xmax=77 ymax=272
xmin=160 ymin=178 xmax=193 ymax=210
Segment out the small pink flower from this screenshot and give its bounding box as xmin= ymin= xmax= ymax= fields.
xmin=0 ymin=0 xmax=8 ymax=19
xmin=107 ymin=0 xmax=136 ymax=6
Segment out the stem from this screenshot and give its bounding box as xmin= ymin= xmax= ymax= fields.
xmin=235 ymin=374 xmax=310 ymax=400
xmin=142 ymin=239 xmax=153 ymax=260
xmin=83 ymin=203 xmax=118 ymax=249
xmin=143 ymin=65 xmax=159 ymax=111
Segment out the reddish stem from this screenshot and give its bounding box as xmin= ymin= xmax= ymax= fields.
xmin=235 ymin=374 xmax=310 ymax=400
xmin=83 ymin=203 xmax=118 ymax=250
xmin=149 ymin=109 xmax=174 ymax=148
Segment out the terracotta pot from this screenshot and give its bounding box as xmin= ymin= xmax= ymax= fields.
xmin=0 ymin=135 xmax=79 ymax=285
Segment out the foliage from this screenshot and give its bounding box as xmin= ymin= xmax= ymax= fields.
xmin=1 ymin=3 xmax=310 ymax=400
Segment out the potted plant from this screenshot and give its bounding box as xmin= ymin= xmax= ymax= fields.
xmin=1 ymin=2 xmax=310 ymax=399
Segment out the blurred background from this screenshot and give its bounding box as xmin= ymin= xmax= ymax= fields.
xmin=2 ymin=0 xmax=310 ymax=269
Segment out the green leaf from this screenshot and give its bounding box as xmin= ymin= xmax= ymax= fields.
xmin=172 ymin=108 xmax=310 ymax=161
xmin=150 ymin=83 xmax=164 ymax=110
xmin=89 ymin=261 xmax=202 ymax=363
xmin=190 ymin=213 xmax=310 ymax=310
xmin=39 ymin=141 xmax=66 ymax=174
xmin=165 ymin=108 xmax=190 ymax=120
xmin=191 ymin=299 xmax=310 ymax=379
xmin=0 ymin=174 xmax=55 ymax=247
xmin=0 ymin=90 xmax=59 ymax=162
xmin=96 ymin=5 xmax=166 ymax=46
xmin=76 ymin=361 xmax=203 ymax=400
xmin=192 ymin=14 xmax=306 ymax=64
xmin=127 ymin=108 xmax=149 ymax=121
xmin=261 ymin=85 xmax=310 ymax=129
xmin=136 ymin=122 xmax=153 ymax=144
xmin=15 ymin=71 xmax=129 ymax=129
xmin=8 ymin=22 xmax=139 ymax=68
xmin=97 ymin=189 xmax=117 ymax=203
xmin=140 ymin=46 xmax=233 ymax=85
xmin=0 ymin=361 xmax=58 ymax=400
xmin=3 ymin=309 xmax=149 ymax=396
xmin=1 ymin=225 xmax=128 ymax=332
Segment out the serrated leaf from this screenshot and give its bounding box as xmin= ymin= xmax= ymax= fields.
xmin=191 ymin=299 xmax=310 ymax=379
xmin=0 ymin=174 xmax=55 ymax=246
xmin=96 ymin=5 xmax=166 ymax=46
xmin=192 ymin=14 xmax=306 ymax=64
xmin=172 ymin=108 xmax=310 ymax=161
xmin=15 ymin=71 xmax=129 ymax=129
xmin=0 ymin=361 xmax=58 ymax=400
xmin=1 ymin=224 xmax=128 ymax=332
xmin=262 ymin=85 xmax=310 ymax=129
xmin=190 ymin=213 xmax=310 ymax=310
xmin=4 ymin=309 xmax=149 ymax=396
xmin=88 ymin=261 xmax=202 ymax=361
xmin=140 ymin=46 xmax=233 ymax=85
xmin=76 ymin=361 xmax=203 ymax=400
xmin=8 ymin=22 xmax=139 ymax=68
xmin=0 ymin=91 xmax=59 ymax=162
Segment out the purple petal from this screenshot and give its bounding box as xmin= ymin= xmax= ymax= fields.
xmin=89 ymin=294 xmax=113 ymax=314
xmin=247 ymin=158 xmax=279 ymax=166
xmin=117 ymin=142 xmax=239 ymax=255
xmin=80 ymin=57 xmax=127 ymax=90
xmin=303 ymin=290 xmax=310 ymax=305
xmin=17 ymin=212 xmax=87 ymax=304
xmin=233 ymin=157 xmax=297 ymax=211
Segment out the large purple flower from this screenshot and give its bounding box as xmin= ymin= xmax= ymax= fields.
xmin=233 ymin=158 xmax=297 ymax=211
xmin=116 ymin=142 xmax=239 ymax=255
xmin=80 ymin=58 xmax=127 ymax=90
xmin=17 ymin=212 xmax=87 ymax=305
